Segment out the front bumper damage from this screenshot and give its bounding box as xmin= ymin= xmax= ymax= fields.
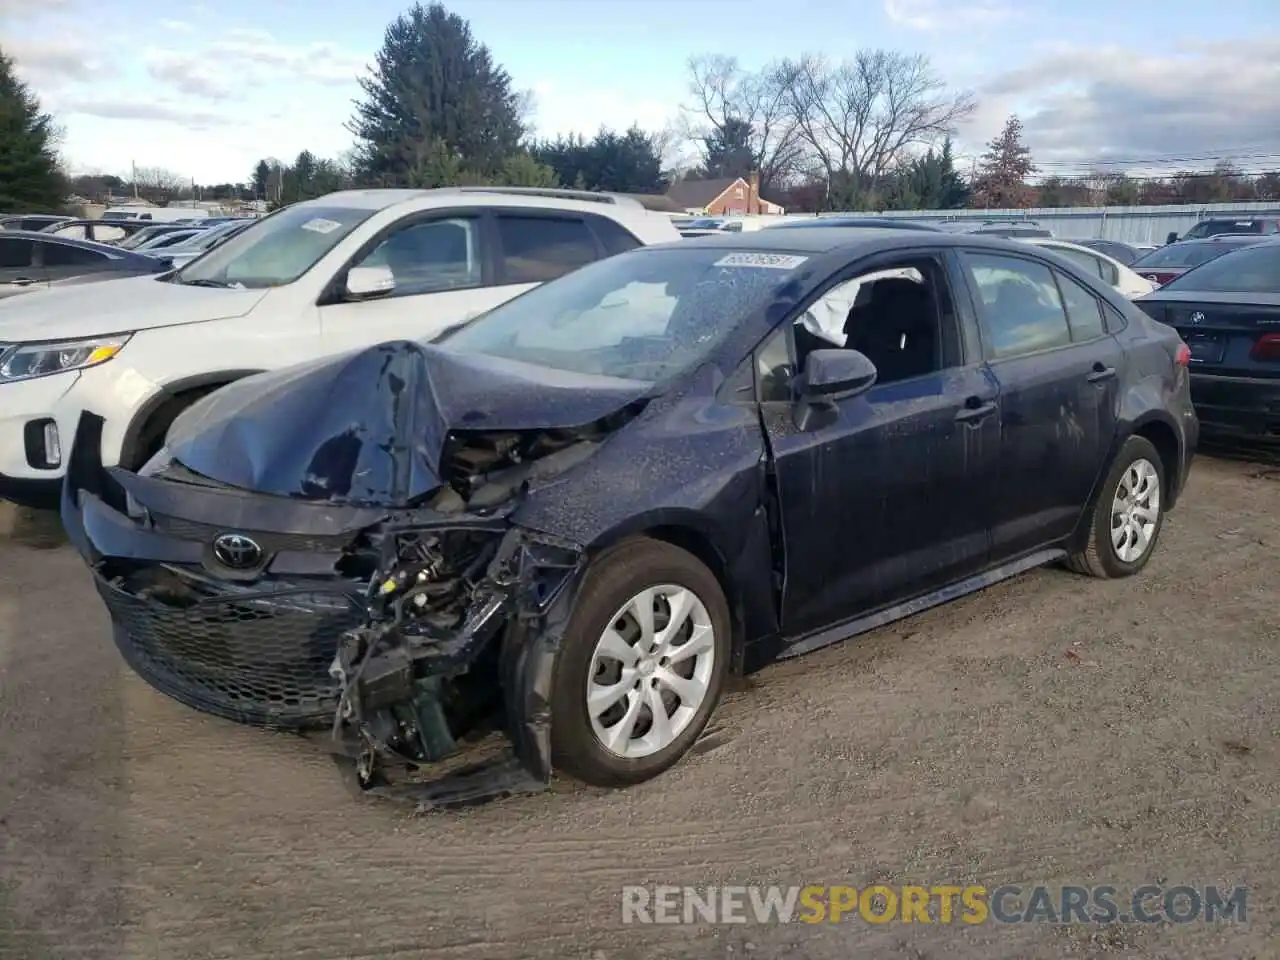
xmin=62 ymin=412 xmax=589 ymax=809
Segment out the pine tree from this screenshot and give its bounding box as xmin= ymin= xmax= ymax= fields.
xmin=0 ymin=48 xmax=67 ymax=213
xmin=348 ymin=2 xmax=526 ymax=185
xmin=972 ymin=115 xmax=1036 ymax=209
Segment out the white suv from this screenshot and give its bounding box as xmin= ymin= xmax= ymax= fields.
xmin=0 ymin=187 xmax=680 ymax=506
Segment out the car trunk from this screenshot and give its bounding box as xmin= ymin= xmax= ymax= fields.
xmin=1137 ymin=295 xmax=1280 ymax=377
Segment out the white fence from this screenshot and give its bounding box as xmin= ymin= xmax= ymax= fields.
xmin=772 ymin=201 xmax=1280 ymax=245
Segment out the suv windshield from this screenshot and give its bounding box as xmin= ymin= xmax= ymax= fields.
xmin=1162 ymin=242 xmax=1280 ymax=293
xmin=173 ymin=205 xmax=375 ymax=288
xmin=437 ymin=247 xmax=806 ymax=383
xmin=1182 ymin=219 xmax=1270 ymax=239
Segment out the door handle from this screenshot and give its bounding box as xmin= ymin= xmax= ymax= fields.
xmin=1087 ymin=363 xmax=1117 ymax=383
xmin=955 ymin=397 xmax=997 ymax=424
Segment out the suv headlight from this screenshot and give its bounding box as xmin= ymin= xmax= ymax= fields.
xmin=0 ymin=335 xmax=132 ymax=383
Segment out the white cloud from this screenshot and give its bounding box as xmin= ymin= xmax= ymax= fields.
xmin=159 ymin=19 xmax=194 ymax=33
xmin=961 ymin=39 xmax=1280 ymax=169
xmin=528 ymin=80 xmax=679 ymax=145
xmin=883 ymin=0 xmax=1013 ymax=31
xmin=5 ymin=36 xmax=114 ymax=86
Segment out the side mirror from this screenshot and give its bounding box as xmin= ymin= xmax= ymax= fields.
xmin=1165 ymin=231 xmax=1179 ymax=245
xmin=344 ymin=265 xmax=395 ymax=301
xmin=799 ymin=348 xmax=877 ymax=400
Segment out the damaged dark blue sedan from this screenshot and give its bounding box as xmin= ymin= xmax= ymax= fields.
xmin=62 ymin=228 xmax=1199 ymax=807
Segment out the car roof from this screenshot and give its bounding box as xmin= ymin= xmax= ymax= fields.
xmin=305 ymin=186 xmax=653 ymax=215
xmin=662 ymin=226 xmax=1037 ymax=257
xmin=1 ymin=229 xmax=124 ymax=249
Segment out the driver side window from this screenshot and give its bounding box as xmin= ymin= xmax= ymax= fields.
xmin=355 ymin=217 xmax=481 ymax=297
xmin=755 ymin=258 xmax=955 ymax=402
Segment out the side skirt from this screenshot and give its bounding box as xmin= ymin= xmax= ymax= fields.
xmin=778 ymin=548 xmax=1067 ymax=660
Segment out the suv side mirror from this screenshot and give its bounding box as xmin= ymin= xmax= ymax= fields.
xmin=344 ymin=265 xmax=396 ymax=301
xmin=1165 ymin=231 xmax=1179 ymax=245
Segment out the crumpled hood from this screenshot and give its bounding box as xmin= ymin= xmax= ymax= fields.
xmin=159 ymin=340 xmax=651 ymax=506
xmin=0 ymin=274 xmax=268 ymax=342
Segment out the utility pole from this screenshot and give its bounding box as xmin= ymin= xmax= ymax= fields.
xmin=131 ymin=160 xmax=138 ymax=199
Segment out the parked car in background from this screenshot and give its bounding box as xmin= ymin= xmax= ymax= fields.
xmin=60 ymin=226 xmax=1197 ymax=804
xmin=1077 ymin=239 xmax=1142 ymax=266
xmin=1136 ymin=238 xmax=1280 ymax=446
xmin=1167 ymin=217 xmax=1280 ymax=245
xmin=0 ymin=214 xmax=73 ymax=232
xmin=1023 ymin=238 xmax=1155 ymax=298
xmin=40 ymin=218 xmax=154 ymax=245
xmin=117 ymin=223 xmax=210 ymax=251
xmin=0 ymin=187 xmax=680 ymax=507
xmin=143 ymin=218 xmax=258 ymax=268
xmin=0 ymin=231 xmax=165 ymax=301
xmin=101 ymin=206 xmax=209 ymax=223
xmin=131 ymin=228 xmax=208 ymax=252
xmin=1131 ymin=236 xmax=1265 ymax=287
xmin=768 ymin=216 xmax=944 ymax=232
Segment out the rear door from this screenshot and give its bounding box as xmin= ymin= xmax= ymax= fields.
xmin=956 ymin=249 xmax=1123 ymax=560
xmin=0 ymin=236 xmax=41 ymax=298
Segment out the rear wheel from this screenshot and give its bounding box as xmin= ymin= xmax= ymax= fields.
xmin=1066 ymin=435 xmax=1166 ymax=578
xmin=550 ymin=538 xmax=730 ymax=788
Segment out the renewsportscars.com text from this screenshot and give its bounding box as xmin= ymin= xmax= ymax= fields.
xmin=620 ymin=884 xmax=1248 ymax=925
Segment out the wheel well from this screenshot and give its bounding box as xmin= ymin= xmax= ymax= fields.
xmin=121 ymin=379 xmax=236 ymax=469
xmin=642 ymin=525 xmax=745 ymax=671
xmin=1133 ymin=419 xmax=1180 ymax=501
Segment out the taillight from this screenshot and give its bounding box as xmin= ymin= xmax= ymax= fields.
xmin=1251 ymin=333 xmax=1280 ymax=362
xmin=1175 ymin=343 xmax=1192 ymax=367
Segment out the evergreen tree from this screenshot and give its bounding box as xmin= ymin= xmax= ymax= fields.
xmin=0 ymin=48 xmax=66 ymax=213
xmin=348 ymin=2 xmax=525 ymax=185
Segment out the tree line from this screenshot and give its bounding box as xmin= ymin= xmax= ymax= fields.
xmin=5 ymin=4 xmax=1280 ymax=216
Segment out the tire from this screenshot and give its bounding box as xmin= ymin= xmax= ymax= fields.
xmin=1066 ymin=435 xmax=1167 ymax=579
xmin=550 ymin=537 xmax=731 ymax=788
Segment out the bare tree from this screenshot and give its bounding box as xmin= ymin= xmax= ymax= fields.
xmin=682 ymin=54 xmax=804 ymax=191
xmin=773 ymin=51 xmax=975 ymax=199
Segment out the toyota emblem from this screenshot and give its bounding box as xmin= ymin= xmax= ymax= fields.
xmin=212 ymin=533 xmax=264 ymax=570
xmin=1190 ymin=311 xmax=1205 ymax=325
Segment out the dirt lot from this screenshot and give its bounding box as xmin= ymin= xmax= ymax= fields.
xmin=1 ymin=455 xmax=1277 ymax=960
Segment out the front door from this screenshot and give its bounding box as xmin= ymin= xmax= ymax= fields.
xmin=955 ymin=249 xmax=1122 ymax=559
xmin=758 ymin=251 xmax=1001 ymax=639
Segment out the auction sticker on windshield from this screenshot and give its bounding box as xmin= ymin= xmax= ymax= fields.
xmin=714 ymin=253 xmax=809 ymax=270
xmin=300 ymin=218 xmax=342 ymax=235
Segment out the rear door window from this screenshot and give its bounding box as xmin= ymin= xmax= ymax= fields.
xmin=0 ymin=237 xmax=35 ymax=269
xmin=496 ymin=215 xmax=600 ymax=284
xmin=960 ymin=252 xmax=1073 ymax=359
xmin=587 ymin=215 xmax=644 ymax=257
xmin=1054 ymin=270 xmax=1107 ymax=342
xmin=41 ymin=242 xmax=109 ymax=267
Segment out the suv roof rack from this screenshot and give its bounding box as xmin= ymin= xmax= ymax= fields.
xmin=434 ymin=186 xmax=643 ymax=208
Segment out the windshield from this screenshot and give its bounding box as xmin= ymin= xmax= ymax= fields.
xmin=1183 ymin=220 xmax=1265 ymax=239
xmin=1132 ymin=241 xmax=1253 ymax=268
xmin=173 ymin=205 xmax=374 ymax=288
xmin=437 ymin=247 xmax=806 ymax=383
xmin=1162 ymin=242 xmax=1280 ymax=293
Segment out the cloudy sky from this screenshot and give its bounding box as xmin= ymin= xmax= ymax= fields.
xmin=4 ymin=0 xmax=1280 ymax=185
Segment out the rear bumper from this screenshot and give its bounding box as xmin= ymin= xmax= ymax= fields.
xmin=1190 ymin=373 xmax=1280 ymax=444
xmin=0 ymin=473 xmax=61 ymax=509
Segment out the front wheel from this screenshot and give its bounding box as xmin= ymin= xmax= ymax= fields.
xmin=1066 ymin=435 xmax=1166 ymax=578
xmin=550 ymin=537 xmax=731 ymax=788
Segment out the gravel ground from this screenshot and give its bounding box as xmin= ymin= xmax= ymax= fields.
xmin=1 ymin=455 xmax=1277 ymax=960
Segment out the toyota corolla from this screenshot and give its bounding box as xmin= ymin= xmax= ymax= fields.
xmin=62 ymin=229 xmax=1198 ymax=807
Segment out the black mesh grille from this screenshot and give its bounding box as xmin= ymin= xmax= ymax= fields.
xmin=94 ymin=570 xmax=361 ymax=728
xmin=149 ymin=513 xmax=354 ymax=554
